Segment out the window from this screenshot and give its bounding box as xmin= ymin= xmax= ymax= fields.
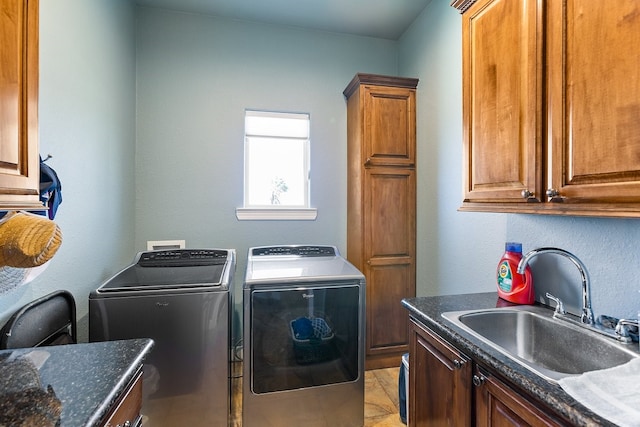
xmin=236 ymin=110 xmax=316 ymax=220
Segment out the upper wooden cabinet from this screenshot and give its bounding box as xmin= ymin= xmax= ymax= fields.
xmin=344 ymin=73 xmax=418 ymax=369
xmin=458 ymin=0 xmax=543 ymax=205
xmin=547 ymin=0 xmax=640 ymax=210
xmin=0 ymin=0 xmax=41 ymax=210
xmin=454 ymin=0 xmax=640 ymax=217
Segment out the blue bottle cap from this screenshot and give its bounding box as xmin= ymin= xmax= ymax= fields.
xmin=505 ymin=242 xmax=522 ymax=253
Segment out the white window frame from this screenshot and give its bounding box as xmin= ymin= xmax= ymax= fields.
xmin=236 ymin=110 xmax=317 ymax=221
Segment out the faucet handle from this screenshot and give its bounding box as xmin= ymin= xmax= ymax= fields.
xmin=615 ymin=319 xmax=639 ymax=342
xmin=545 ymin=293 xmax=566 ymax=316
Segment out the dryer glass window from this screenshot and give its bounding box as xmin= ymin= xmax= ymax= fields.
xmin=250 ymin=283 xmax=360 ymax=394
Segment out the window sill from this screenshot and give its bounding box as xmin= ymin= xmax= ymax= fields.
xmin=235 ymin=208 xmax=318 ymax=221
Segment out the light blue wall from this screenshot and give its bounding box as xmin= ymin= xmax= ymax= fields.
xmin=134 ymin=7 xmax=399 ymax=317
xmin=398 ymin=0 xmax=506 ymax=302
xmin=0 ymin=0 xmax=137 ymax=338
xmin=399 ymin=1 xmax=639 ymax=321
xmin=1 ymin=1 xmax=637 ymax=342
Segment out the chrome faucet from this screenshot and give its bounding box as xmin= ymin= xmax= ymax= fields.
xmin=517 ymin=247 xmax=595 ymax=325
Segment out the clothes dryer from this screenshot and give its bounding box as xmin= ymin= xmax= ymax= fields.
xmin=243 ymin=245 xmax=365 ymax=427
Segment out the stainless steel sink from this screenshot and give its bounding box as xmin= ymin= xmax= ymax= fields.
xmin=441 ymin=305 xmax=639 ymax=383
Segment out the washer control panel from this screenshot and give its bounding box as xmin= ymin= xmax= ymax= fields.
xmin=138 ymin=249 xmax=228 ymax=267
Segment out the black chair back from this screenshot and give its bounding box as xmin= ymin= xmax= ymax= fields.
xmin=0 ymin=290 xmax=76 ymax=349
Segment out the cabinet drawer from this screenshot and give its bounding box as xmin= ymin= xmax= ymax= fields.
xmin=102 ymin=370 xmax=143 ymax=427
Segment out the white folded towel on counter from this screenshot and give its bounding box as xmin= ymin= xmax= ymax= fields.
xmin=558 ymin=358 xmax=640 ymax=427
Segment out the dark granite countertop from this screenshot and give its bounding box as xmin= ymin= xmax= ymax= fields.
xmin=402 ymin=293 xmax=626 ymax=427
xmin=0 ymin=338 xmax=154 ymax=427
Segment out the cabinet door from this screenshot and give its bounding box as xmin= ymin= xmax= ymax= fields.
xmin=364 ymin=168 xmax=415 ymax=363
xmin=409 ymin=319 xmax=472 ymax=426
xmin=0 ymin=0 xmax=41 ymax=209
xmin=474 ymin=368 xmax=564 ymax=427
xmin=461 ymin=0 xmax=543 ymax=204
xmin=362 ymin=85 xmax=416 ymax=167
xmin=547 ymin=0 xmax=640 ymax=205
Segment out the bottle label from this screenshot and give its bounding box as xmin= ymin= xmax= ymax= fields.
xmin=497 ymin=260 xmax=513 ymax=292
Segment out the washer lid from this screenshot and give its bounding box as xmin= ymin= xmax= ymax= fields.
xmin=98 ymin=249 xmax=230 ymax=292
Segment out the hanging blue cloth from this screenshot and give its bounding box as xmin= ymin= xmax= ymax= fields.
xmin=38 ymin=156 xmax=62 ymax=219
xmin=0 ymin=156 xmax=62 ymax=220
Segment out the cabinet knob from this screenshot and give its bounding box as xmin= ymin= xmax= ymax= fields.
xmin=521 ymin=189 xmax=534 ymax=199
xmin=364 ymin=157 xmax=372 ymax=166
xmin=453 ymin=359 xmax=465 ymax=370
xmin=546 ymin=188 xmax=560 ymax=198
xmin=546 ymin=188 xmax=565 ymax=202
xmin=472 ymin=374 xmax=486 ymax=387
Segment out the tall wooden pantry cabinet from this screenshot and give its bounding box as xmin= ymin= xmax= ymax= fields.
xmin=344 ymin=73 xmax=418 ymax=369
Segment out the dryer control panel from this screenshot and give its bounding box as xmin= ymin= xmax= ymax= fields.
xmin=251 ymin=245 xmax=337 ymax=257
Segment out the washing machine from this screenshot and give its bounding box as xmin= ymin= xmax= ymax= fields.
xmin=89 ymin=248 xmax=235 ymax=427
xmin=243 ymin=245 xmax=365 ymax=427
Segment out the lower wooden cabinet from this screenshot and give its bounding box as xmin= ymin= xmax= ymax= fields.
xmin=102 ymin=370 xmax=143 ymax=427
xmin=474 ymin=368 xmax=564 ymax=427
xmin=409 ymin=319 xmax=471 ymax=426
xmin=409 ymin=318 xmax=567 ymax=427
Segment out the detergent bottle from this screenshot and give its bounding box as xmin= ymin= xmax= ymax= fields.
xmin=496 ymin=242 xmax=534 ymax=304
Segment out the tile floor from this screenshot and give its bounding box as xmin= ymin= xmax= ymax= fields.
xmin=230 ymin=363 xmax=405 ymax=427
xmin=363 ymin=367 xmax=406 ymax=427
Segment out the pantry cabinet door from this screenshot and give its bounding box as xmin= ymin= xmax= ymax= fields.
xmin=362 ymin=85 xmax=416 ymax=167
xmin=461 ymin=0 xmax=543 ymax=204
xmin=547 ymin=0 xmax=640 ymax=206
xmin=364 ymin=168 xmax=416 ymax=362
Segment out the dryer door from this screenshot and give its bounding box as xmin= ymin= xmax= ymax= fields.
xmin=249 ymin=282 xmax=361 ymax=394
